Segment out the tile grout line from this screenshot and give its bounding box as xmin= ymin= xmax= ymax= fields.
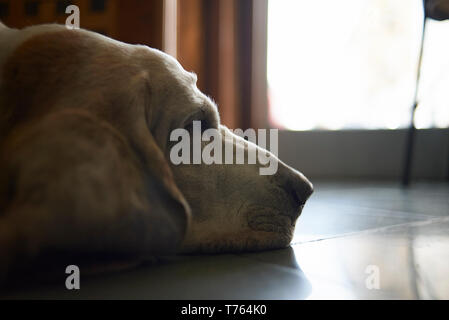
xmin=326 ymin=203 xmax=443 ymax=220
xmin=291 ymin=215 xmax=449 ymax=246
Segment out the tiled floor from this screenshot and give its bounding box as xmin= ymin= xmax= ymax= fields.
xmin=2 ymin=182 xmax=449 ymax=299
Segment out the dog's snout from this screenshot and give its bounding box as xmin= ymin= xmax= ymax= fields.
xmin=277 ymin=163 xmax=313 ymax=207
xmin=289 ymin=174 xmax=313 ymax=207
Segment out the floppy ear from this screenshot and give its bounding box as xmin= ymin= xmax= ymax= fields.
xmin=0 ymin=30 xmax=192 ymax=282
xmin=129 ymin=124 xmax=192 ymax=252
xmin=0 ymin=109 xmax=191 ymax=284
xmin=105 ymin=72 xmax=193 ymax=254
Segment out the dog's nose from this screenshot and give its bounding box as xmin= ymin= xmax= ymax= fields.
xmin=277 ymin=161 xmax=313 ymax=207
xmin=289 ymin=171 xmax=313 ymax=207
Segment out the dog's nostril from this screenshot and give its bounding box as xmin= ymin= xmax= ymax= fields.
xmin=299 ymin=181 xmax=313 ymax=205
xmin=290 ymin=187 xmax=302 ymax=206
xmin=287 ymin=176 xmax=313 ymax=207
xmin=282 ymin=180 xmax=312 ymax=208
xmin=277 ymin=162 xmax=313 ymax=207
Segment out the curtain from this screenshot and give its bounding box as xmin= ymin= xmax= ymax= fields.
xmin=177 ymin=0 xmax=268 ymax=130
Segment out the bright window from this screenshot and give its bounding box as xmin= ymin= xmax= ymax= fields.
xmin=267 ymin=0 xmax=449 ymax=130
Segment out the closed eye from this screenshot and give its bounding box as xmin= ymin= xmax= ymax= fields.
xmin=182 ymin=104 xmax=218 ymax=133
xmin=184 ymin=119 xmax=211 ymax=133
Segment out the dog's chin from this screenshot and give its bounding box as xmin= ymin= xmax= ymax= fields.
xmin=180 ymin=232 xmax=293 ymax=254
xmin=180 ymin=210 xmax=296 ymax=254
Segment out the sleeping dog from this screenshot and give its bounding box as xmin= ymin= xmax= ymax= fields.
xmin=0 ymin=22 xmax=313 ymax=282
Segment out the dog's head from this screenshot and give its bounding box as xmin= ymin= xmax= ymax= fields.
xmin=0 ymin=24 xmax=312 ymax=254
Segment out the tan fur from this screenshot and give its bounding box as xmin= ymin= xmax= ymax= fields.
xmin=0 ymin=24 xmax=313 ymax=284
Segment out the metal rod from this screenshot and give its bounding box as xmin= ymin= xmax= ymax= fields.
xmin=402 ymin=11 xmax=427 ymax=186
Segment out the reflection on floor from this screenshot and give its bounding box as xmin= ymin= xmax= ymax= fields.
xmin=2 ymin=182 xmax=449 ymax=299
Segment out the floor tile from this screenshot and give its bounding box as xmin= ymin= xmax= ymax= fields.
xmin=311 ymin=182 xmax=449 ymax=218
xmin=2 ymin=251 xmax=310 ymax=300
xmin=292 ymin=217 xmax=449 ymax=299
xmin=293 ymin=182 xmax=449 ymax=243
xmin=1 ymin=182 xmax=448 ymax=299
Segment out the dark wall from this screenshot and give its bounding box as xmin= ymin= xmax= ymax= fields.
xmin=278 ymin=129 xmax=449 ymax=181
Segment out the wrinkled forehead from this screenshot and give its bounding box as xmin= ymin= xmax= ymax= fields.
xmin=140 ymin=46 xmax=201 ymax=97
xmin=148 ymin=48 xmax=196 ymax=82
xmin=140 ymin=46 xmax=220 ymax=129
xmin=5 ymin=24 xmax=219 ymax=132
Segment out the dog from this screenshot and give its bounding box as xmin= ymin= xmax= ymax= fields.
xmin=0 ymin=22 xmax=313 ymax=282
